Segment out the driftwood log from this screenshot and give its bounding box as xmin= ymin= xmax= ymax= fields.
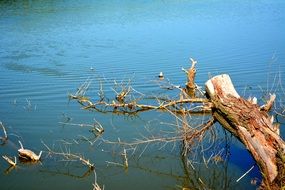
xmin=205 ymin=74 xmax=285 ymax=189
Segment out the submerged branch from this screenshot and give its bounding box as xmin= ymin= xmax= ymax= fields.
xmin=42 ymin=141 xmax=94 ymax=170
xmin=0 ymin=121 xmax=8 ymax=144
xmin=93 ymin=170 xmax=104 ymax=190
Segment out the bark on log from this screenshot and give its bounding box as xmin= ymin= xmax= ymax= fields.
xmin=205 ymin=74 xmax=285 ymax=189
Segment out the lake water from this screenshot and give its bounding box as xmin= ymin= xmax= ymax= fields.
xmin=0 ymin=0 xmax=285 ymax=189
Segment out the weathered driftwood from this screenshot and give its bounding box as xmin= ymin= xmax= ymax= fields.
xmin=18 ymin=141 xmax=42 ymax=161
xmin=205 ymin=74 xmax=285 ymax=189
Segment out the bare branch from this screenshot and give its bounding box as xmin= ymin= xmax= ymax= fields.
xmin=42 ymin=141 xmax=94 ymax=170
xmin=69 ymin=64 xmax=212 ymax=116
xmin=2 ymin=155 xmax=17 ymax=166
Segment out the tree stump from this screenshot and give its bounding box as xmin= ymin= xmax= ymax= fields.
xmin=205 ymin=74 xmax=285 ymax=189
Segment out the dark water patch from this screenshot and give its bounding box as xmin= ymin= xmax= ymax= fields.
xmin=2 ymin=62 xmax=66 ymax=77
xmin=1 ymin=51 xmax=41 ymax=60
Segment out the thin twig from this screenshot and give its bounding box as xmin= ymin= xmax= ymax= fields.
xmin=93 ymin=170 xmax=103 ymax=190
xmin=106 ymin=161 xmax=125 ymax=167
xmin=122 ymin=148 xmax=128 ymax=168
xmin=236 ymin=165 xmax=255 ymax=182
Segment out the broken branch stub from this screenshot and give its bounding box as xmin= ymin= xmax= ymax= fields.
xmin=183 ymin=58 xmax=197 ymax=98
xmin=205 ymin=74 xmax=285 ymax=189
xmin=260 ymin=93 xmax=276 ymax=112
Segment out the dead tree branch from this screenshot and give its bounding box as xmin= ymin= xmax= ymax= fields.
xmin=70 ymin=93 xmax=212 ymax=115
xmin=68 ymin=60 xmax=284 ymax=189
xmin=42 ymin=141 xmax=94 ymax=170
xmin=69 ymin=63 xmax=211 ymax=115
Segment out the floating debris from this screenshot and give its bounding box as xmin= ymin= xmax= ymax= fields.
xmin=18 ymin=141 xmax=42 ymax=161
xmin=158 ymin=72 xmax=164 ymax=79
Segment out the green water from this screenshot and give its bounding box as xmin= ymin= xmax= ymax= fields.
xmin=0 ymin=0 xmax=285 ymax=189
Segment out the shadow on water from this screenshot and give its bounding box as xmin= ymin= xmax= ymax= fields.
xmin=2 ymin=62 xmax=66 ymax=77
